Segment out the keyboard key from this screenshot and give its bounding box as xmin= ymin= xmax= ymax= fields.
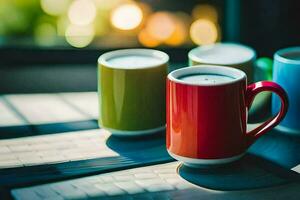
xmin=145 ymin=184 xmax=174 ymax=192
xmin=115 ymin=181 xmax=145 ymax=194
xmin=94 ymin=184 xmax=126 ymax=196
xmin=50 ymin=183 xmax=88 ymax=199
xmin=75 ymin=184 xmax=106 ymax=198
xmin=135 ymin=179 xmax=165 ymax=187
xmin=134 ymin=173 xmax=158 ymax=179
xmin=32 ymin=186 xmax=60 ymax=198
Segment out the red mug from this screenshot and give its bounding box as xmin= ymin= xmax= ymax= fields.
xmin=166 ymin=65 xmax=288 ymax=167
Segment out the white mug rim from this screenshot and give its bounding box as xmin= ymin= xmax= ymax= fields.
xmin=168 ymin=65 xmax=247 ymax=86
xmin=98 ymin=48 xmax=169 ymax=70
xmin=188 ymin=43 xmax=256 ymax=65
xmin=274 ymin=46 xmax=300 ymax=65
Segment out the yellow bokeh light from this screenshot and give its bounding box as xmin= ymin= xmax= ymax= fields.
xmin=111 ymin=4 xmax=143 ymax=30
xmin=40 ymin=0 xmax=70 ymax=16
xmin=68 ymin=0 xmax=97 ymax=26
xmin=65 ymin=24 xmax=95 ymax=48
xmin=146 ymin=12 xmax=175 ymax=41
xmin=190 ymin=19 xmax=218 ymax=45
xmin=192 ymin=4 xmax=218 ymax=23
xmin=138 ymin=29 xmax=160 ymax=47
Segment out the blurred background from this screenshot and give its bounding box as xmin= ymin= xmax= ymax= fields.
xmin=0 ymin=0 xmax=300 ymax=92
xmin=0 ymin=0 xmax=223 ymax=48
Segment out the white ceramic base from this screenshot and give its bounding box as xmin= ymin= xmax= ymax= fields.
xmin=275 ymin=125 xmax=300 ymax=135
xmin=168 ymin=150 xmax=245 ymax=168
xmin=102 ymin=125 xmax=166 ymax=137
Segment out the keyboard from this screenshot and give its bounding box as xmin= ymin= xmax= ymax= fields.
xmin=5 ymin=94 xmax=91 ymax=124
xmin=0 ymin=129 xmax=117 ymax=169
xmin=0 ymin=92 xmax=99 ymax=138
xmin=11 ymin=162 xmax=300 ymax=200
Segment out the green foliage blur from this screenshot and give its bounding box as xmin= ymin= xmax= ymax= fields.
xmin=0 ymin=0 xmax=55 ymax=36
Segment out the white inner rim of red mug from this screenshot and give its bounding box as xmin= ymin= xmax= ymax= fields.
xmin=168 ymin=65 xmax=247 ymax=86
xmin=98 ymin=48 xmax=169 ymax=70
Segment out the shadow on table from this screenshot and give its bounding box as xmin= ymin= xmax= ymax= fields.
xmin=0 ymin=120 xmax=98 ymax=139
xmin=178 ymin=128 xmax=300 ymax=191
xmin=249 ymin=128 xmax=300 ymax=169
xmin=178 ymin=154 xmax=300 ymax=191
xmin=106 ymin=130 xmax=173 ymax=162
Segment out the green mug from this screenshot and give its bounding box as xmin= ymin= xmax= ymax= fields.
xmin=188 ymin=43 xmax=256 ymax=83
xmin=98 ymin=49 xmax=169 ymax=136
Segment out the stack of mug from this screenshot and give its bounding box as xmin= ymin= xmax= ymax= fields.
xmin=98 ymin=43 xmax=299 ymax=167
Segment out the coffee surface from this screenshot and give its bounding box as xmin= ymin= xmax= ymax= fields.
xmin=107 ymin=55 xmax=163 ymax=69
xmin=180 ymin=74 xmax=234 ymax=85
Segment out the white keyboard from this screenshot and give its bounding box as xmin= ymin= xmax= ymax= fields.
xmin=11 ymin=162 xmax=300 ymax=200
xmin=4 ymin=94 xmax=91 ymax=124
xmin=0 ymin=129 xmax=118 ymax=169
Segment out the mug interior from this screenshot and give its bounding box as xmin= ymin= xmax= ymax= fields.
xmin=275 ymin=47 xmax=300 ymax=64
xmin=168 ymin=65 xmax=247 ymax=86
xmin=98 ymin=48 xmax=169 ymax=70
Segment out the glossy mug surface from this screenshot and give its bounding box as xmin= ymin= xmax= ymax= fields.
xmin=167 ymin=65 xmax=288 ymax=167
xmin=98 ymin=49 xmax=168 ymax=136
xmin=272 ymin=47 xmax=300 ymax=133
xmin=188 ymin=43 xmax=256 ymax=82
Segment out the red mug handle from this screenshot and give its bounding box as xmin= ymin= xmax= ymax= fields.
xmin=245 ymin=81 xmax=289 ymax=145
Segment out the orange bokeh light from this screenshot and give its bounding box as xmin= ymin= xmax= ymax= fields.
xmin=138 ymin=29 xmax=161 ymax=47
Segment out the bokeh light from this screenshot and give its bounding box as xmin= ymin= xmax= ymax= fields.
xmin=40 ymin=0 xmax=70 ymax=16
xmin=190 ymin=19 xmax=218 ymax=45
xmin=94 ymin=11 xmax=110 ymax=36
xmin=192 ymin=4 xmax=218 ymax=23
xmin=68 ymin=0 xmax=97 ymax=26
xmin=34 ymin=23 xmax=57 ymax=46
xmin=94 ymin=0 xmax=123 ymax=10
xmin=0 ymin=0 xmax=223 ymax=48
xmin=165 ymin=14 xmax=189 ymax=46
xmin=111 ymin=3 xmax=143 ymax=30
xmin=65 ymin=24 xmax=95 ymax=48
xmin=57 ymin=15 xmax=69 ymax=36
xmin=146 ymin=12 xmax=175 ymax=41
xmin=138 ymin=29 xmax=160 ymax=47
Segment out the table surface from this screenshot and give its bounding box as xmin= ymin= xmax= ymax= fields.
xmin=0 ymin=92 xmax=299 ymax=200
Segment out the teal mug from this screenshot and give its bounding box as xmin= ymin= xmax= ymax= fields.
xmin=272 ymin=47 xmax=300 ymax=134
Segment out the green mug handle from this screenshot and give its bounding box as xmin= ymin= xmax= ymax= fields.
xmin=255 ymin=57 xmax=273 ymax=81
